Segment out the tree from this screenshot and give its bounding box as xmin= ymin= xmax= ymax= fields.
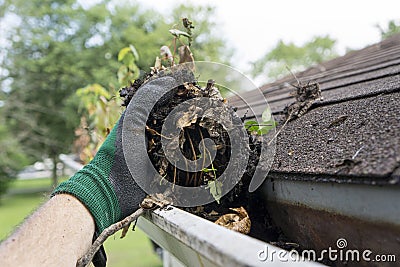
xmin=0 ymin=0 xmax=230 ymax=187
xmin=377 ymin=20 xmax=400 ymax=40
xmin=1 ymin=0 xmax=117 ymax=187
xmin=0 ymin=106 xmax=28 ymax=200
xmin=251 ymin=35 xmax=338 ymax=81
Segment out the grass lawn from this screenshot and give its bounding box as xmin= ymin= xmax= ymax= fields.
xmin=0 ymin=178 xmax=162 ymax=267
xmin=9 ymin=176 xmax=68 ymax=191
xmin=0 ymin=192 xmax=46 ymax=239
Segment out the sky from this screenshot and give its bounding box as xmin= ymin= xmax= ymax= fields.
xmin=1 ymin=0 xmax=400 ymax=86
xmin=135 ymin=0 xmax=400 ymax=81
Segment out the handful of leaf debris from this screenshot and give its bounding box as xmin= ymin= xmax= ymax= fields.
xmin=119 ymin=65 xmax=263 ymax=234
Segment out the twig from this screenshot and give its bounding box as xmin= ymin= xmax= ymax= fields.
xmin=145 ymin=125 xmax=173 ymax=139
xmin=186 ymin=131 xmax=197 ymax=185
xmin=199 ymin=130 xmax=206 ymax=184
xmin=76 ymin=208 xmax=145 ymax=267
xmin=286 ymin=65 xmax=300 ymax=85
xmin=173 ymin=165 xmax=177 ymax=189
xmin=352 ymin=145 xmax=365 ymax=159
xmin=267 ymin=117 xmax=290 ymax=146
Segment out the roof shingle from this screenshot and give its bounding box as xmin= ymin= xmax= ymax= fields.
xmin=229 ymin=34 xmax=400 ymax=184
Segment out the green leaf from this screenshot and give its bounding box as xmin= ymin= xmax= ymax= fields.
xmin=257 ymin=125 xmax=273 ymax=135
xmin=245 ymin=120 xmax=259 ymax=132
xmin=206 ymin=180 xmax=223 ymax=204
xmin=122 ymin=53 xmax=134 ymax=68
xmin=129 ymin=64 xmax=140 ymax=80
xmin=262 ymin=107 xmax=272 ymax=122
xmin=118 ymin=47 xmax=131 ymax=62
xmin=117 ymin=66 xmax=128 ymax=85
xmin=76 ymin=84 xmax=110 ymax=99
xmin=257 ymin=121 xmax=278 ymax=135
xmin=169 ymin=29 xmax=191 ymax=38
xmin=202 ymin=167 xmax=217 ymax=173
xmin=129 ymin=44 xmax=139 ymax=61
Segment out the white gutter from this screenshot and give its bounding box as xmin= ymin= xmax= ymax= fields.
xmin=138 ymin=207 xmax=325 ymax=267
xmin=263 ymin=176 xmax=400 ymax=225
xmin=59 ymin=154 xmax=327 ymax=266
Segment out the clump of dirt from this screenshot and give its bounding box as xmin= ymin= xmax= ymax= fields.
xmin=122 ymin=73 xmax=233 ymax=184
xmin=284 ymin=80 xmax=322 ymax=121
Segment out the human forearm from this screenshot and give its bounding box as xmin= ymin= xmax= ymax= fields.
xmin=0 ymin=76 xmax=180 ymax=266
xmin=0 ymin=194 xmax=95 ymax=266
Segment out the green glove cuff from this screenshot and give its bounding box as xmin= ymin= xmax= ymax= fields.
xmin=52 ymin=125 xmax=122 ymax=232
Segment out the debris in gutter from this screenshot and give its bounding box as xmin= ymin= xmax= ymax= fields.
xmin=214 ymin=206 xmax=251 ymax=234
xmin=119 ymin=66 xmax=263 ymax=236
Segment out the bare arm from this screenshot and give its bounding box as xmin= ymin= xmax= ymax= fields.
xmin=0 ymin=194 xmax=95 ymax=266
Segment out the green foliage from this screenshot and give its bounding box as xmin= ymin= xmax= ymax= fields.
xmin=201 ymin=167 xmax=217 ymax=174
xmin=252 ymin=35 xmax=338 ymax=80
xmin=117 ymin=45 xmax=140 ymax=86
xmin=377 ymin=20 xmax=400 ymax=40
xmin=76 ymin=84 xmax=111 ymax=109
xmin=2 ymin=0 xmax=117 ymax=163
xmin=244 ymin=107 xmax=277 ymax=135
xmin=168 ymin=17 xmax=194 ymax=48
xmin=0 ymin=111 xmax=29 ymax=198
xmin=72 ymin=83 xmax=121 ymax=162
xmin=75 ymin=84 xmax=121 ymax=131
xmin=206 ymin=180 xmax=222 ymax=204
xmin=201 ymin=152 xmax=220 ymax=203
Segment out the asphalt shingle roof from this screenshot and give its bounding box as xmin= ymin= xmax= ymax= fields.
xmin=229 ymin=34 xmax=400 ymax=185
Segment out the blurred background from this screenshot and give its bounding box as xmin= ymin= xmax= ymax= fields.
xmin=0 ymin=0 xmax=399 ymax=266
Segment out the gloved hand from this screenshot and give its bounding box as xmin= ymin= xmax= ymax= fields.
xmin=52 ymin=69 xmax=194 ymax=267
xmin=53 ymin=112 xmax=148 ymax=231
